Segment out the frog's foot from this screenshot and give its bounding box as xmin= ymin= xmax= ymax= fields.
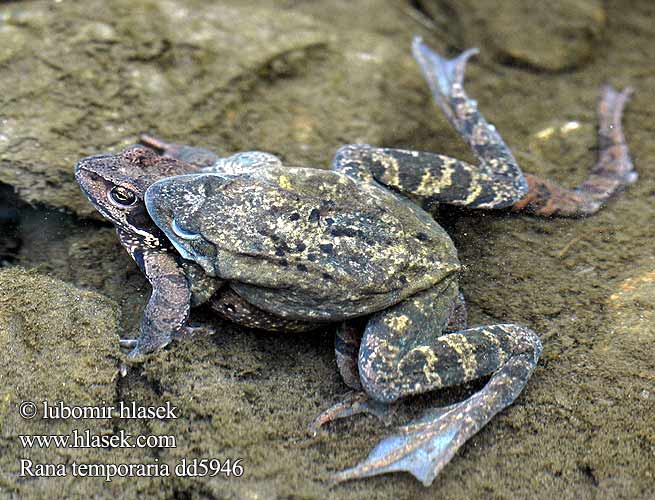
xmin=332 ymin=350 xmax=538 ymax=486
xmin=336 ymin=283 xmax=542 ymax=485
xmin=411 ymin=36 xmax=479 ymax=123
xmin=139 ymin=134 xmax=220 ymax=169
xmin=512 ymin=85 xmax=635 ymax=217
xmin=309 ymin=392 xmax=392 ymax=436
xmin=175 ymin=323 xmax=216 ymax=338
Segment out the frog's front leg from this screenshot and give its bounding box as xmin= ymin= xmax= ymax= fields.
xmin=331 ymin=280 xmax=542 ymax=486
xmin=124 ymin=248 xmax=192 ymax=358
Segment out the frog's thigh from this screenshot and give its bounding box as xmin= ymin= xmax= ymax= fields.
xmin=359 ymin=282 xmax=539 ymax=403
xmin=333 ymin=144 xmax=526 ymax=210
xmin=335 ymin=291 xmax=466 ymax=391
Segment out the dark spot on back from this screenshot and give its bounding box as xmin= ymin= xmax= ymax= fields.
xmin=289 ymin=212 xmax=300 ymax=221
xmin=319 ymin=243 xmax=333 ymax=254
xmin=322 ymin=273 xmax=334 ymax=281
xmin=415 ymin=232 xmax=429 ymax=241
xmin=309 ymin=208 xmax=320 ymax=222
xmin=398 ymin=275 xmax=408 ymax=285
xmin=278 ymin=259 xmax=288 ymax=267
xmin=330 ymin=226 xmax=359 ymax=238
xmin=325 ymin=217 xmax=335 ymax=226
xmin=307 ymin=254 xmax=318 ymax=262
xmin=296 ymin=264 xmax=308 ymax=272
xmin=296 ymin=242 xmax=306 ymax=252
xmin=275 ymin=247 xmax=286 ymax=257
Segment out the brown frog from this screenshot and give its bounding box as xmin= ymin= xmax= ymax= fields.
xmin=75 ymin=38 xmax=635 ymax=486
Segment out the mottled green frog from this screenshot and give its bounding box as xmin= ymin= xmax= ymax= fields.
xmin=75 ymin=38 xmax=635 ymax=486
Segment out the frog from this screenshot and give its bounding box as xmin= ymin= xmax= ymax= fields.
xmin=75 ymin=37 xmax=635 ymax=486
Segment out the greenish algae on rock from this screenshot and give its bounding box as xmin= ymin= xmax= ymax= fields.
xmin=0 ymin=268 xmax=122 ymax=497
xmin=0 ymin=0 xmax=419 ymax=219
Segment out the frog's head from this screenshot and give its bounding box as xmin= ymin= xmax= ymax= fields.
xmin=75 ymin=146 xmax=192 ymax=248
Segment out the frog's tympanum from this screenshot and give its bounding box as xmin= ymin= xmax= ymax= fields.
xmin=75 ymin=38 xmax=635 ymax=486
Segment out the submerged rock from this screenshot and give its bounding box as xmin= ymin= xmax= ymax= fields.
xmin=417 ymin=0 xmax=605 ymax=71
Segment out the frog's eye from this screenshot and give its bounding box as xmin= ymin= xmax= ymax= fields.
xmin=108 ymin=186 xmax=137 ymax=207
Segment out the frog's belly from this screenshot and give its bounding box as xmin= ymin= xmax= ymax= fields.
xmin=229 ymin=271 xmax=456 ymax=322
xmin=208 ymin=286 xmax=321 ymax=332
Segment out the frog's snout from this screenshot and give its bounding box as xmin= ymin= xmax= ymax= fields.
xmin=75 ymin=154 xmax=113 ymax=182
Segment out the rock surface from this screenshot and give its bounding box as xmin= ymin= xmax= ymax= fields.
xmin=417 ymin=0 xmax=606 ymax=71
xmin=0 ymin=0 xmax=653 ymax=498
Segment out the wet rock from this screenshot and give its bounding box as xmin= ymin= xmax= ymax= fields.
xmin=0 ymin=183 xmax=22 ymax=266
xmin=0 ymin=267 xmax=123 ymax=496
xmin=0 ymin=267 xmax=120 ymax=412
xmin=0 ymin=0 xmax=416 ymax=217
xmin=417 ymin=0 xmax=605 ymax=71
xmin=602 ymin=265 xmax=655 ymax=370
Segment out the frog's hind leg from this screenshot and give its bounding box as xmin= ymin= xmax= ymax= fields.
xmin=332 ymin=39 xmax=528 ymax=210
xmin=310 ymin=291 xmax=468 ymax=435
xmin=331 ymin=280 xmax=542 ymax=486
xmin=139 ymin=135 xmax=221 ymax=169
xmin=512 ymin=85 xmax=635 ymax=216
xmin=310 ymin=321 xmax=393 ymax=435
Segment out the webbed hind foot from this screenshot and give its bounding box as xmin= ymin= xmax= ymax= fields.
xmin=332 ymin=348 xmax=540 ymax=486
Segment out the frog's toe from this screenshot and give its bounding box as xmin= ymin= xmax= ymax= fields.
xmin=332 ymin=396 xmax=476 ymax=486
xmin=309 ymin=392 xmax=391 ymax=436
xmin=125 ymin=336 xmax=172 ymax=360
xmin=593 ymin=84 xmax=636 ymax=186
xmin=411 ymin=36 xmax=478 ymax=100
xmin=139 ymin=134 xmax=174 ymax=153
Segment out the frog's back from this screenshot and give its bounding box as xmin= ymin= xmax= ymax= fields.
xmin=146 ymin=166 xmax=460 ymax=321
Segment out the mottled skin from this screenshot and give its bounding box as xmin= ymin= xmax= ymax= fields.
xmin=75 ymin=38 xmax=635 ymax=486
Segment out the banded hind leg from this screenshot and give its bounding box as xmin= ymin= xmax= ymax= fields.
xmin=512 ymin=85 xmax=635 ymax=216
xmin=328 ymin=280 xmax=541 ymax=486
xmin=332 ymin=38 xmax=634 ymax=216
xmin=310 ymin=292 xmax=467 ymax=433
xmin=332 ymin=38 xmax=528 ymax=210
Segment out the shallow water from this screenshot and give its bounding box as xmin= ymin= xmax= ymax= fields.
xmin=0 ymin=0 xmax=653 ymax=498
